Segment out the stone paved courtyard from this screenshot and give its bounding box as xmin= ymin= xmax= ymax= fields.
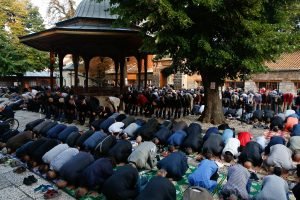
xmin=0 ymin=110 xmax=76 ymax=200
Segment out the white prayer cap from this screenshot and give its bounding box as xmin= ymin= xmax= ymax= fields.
xmin=108 ymin=122 xmax=124 ymax=133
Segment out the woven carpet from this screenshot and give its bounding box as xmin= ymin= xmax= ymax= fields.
xmin=63 ymin=165 xmax=266 ymax=200
xmin=2 ymin=153 xmax=295 ymax=200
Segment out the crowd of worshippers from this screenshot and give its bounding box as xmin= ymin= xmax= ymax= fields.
xmin=9 ymin=88 xmax=119 ymax=125
xmin=122 ymin=87 xmax=198 ymax=119
xmin=222 ymin=88 xmax=300 ymax=121
xmin=21 ymin=86 xmax=198 ymax=121
xmin=4 ymin=84 xmax=300 ymax=124
xmin=0 ymin=111 xmax=300 ymax=200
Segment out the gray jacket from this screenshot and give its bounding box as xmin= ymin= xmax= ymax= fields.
xmin=33 ymin=120 xmax=52 ymax=134
xmin=128 ymin=141 xmax=157 ymax=170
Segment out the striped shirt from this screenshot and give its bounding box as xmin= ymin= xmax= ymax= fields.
xmin=222 ymin=164 xmax=250 ymax=200
xmin=42 ymin=144 xmax=69 ymax=164
xmin=256 ymin=175 xmax=288 ymax=200
xmin=50 ymin=148 xmax=79 ymax=171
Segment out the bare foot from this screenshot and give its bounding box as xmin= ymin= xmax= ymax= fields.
xmin=76 ymin=187 xmax=88 ymax=198
xmin=195 ymin=154 xmax=203 ymax=161
xmin=56 ymin=180 xmax=68 ymax=188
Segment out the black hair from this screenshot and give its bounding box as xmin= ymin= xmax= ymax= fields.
xmin=204 ymin=150 xmax=213 ymax=159
xmin=152 ymin=137 xmax=159 ymax=144
xmin=272 ymin=126 xmax=279 ymax=132
xmin=224 ymin=151 xmax=234 ymax=163
xmin=112 ymin=132 xmax=119 ymax=136
xmin=168 ymin=145 xmax=175 ymax=152
xmin=273 ymin=167 xmax=282 ymax=176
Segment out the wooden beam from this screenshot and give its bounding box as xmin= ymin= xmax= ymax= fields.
xmin=137 ymin=54 xmax=142 ymax=90
xmin=83 ymin=56 xmax=91 ymax=92
xmin=72 ymin=54 xmax=79 ymax=92
xmin=120 ymin=57 xmax=125 ymax=91
xmin=58 ymin=53 xmax=64 ymax=91
xmin=144 ymin=54 xmax=148 ymax=89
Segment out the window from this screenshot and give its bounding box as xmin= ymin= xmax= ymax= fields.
xmin=257 ymin=82 xmax=279 ymax=90
xmin=29 ymin=81 xmax=37 ymax=86
xmin=225 ymin=81 xmax=244 ymax=89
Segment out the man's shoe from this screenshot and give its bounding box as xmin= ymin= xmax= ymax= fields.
xmin=23 ymin=175 xmax=37 ymax=185
xmin=13 ymin=166 xmax=26 ymax=174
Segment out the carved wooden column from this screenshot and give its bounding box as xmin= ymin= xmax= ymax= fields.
xmin=72 ymin=54 xmax=79 ymax=93
xmin=113 ymin=58 xmax=119 ymax=87
xmin=144 ymin=54 xmax=148 ymax=89
xmin=58 ymin=53 xmax=64 ymax=91
xmin=120 ymin=57 xmax=125 ymax=91
xmin=137 ymin=54 xmax=142 ymax=90
xmin=83 ymin=56 xmax=91 ymax=92
xmin=49 ymin=52 xmax=55 ymax=91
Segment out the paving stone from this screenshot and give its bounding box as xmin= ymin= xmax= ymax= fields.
xmin=19 ymin=197 xmax=33 ymax=200
xmin=0 ymin=174 xmax=12 ymax=190
xmin=0 ymin=164 xmax=14 ymax=174
xmin=19 ymin=176 xmax=53 ymax=199
xmin=0 ymin=186 xmax=27 ymax=200
xmin=2 ymin=170 xmax=33 ymax=187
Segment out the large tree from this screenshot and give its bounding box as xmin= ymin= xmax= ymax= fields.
xmin=0 ymin=0 xmax=48 ymax=76
xmin=47 ymin=0 xmax=76 ymax=25
xmin=107 ymin=0 xmax=300 ymax=124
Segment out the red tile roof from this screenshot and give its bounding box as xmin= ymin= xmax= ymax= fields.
xmin=265 ymin=51 xmax=300 ymax=71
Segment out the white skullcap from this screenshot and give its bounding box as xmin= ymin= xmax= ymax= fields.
xmin=108 ymin=122 xmax=124 ymax=133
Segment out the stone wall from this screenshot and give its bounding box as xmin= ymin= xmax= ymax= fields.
xmin=244 ymin=80 xmax=258 ymax=92
xmin=186 ymin=74 xmax=201 ymax=89
xmin=279 ymin=81 xmax=297 ymax=94
xmin=173 ymin=73 xmax=185 ymax=89
xmin=151 ymin=67 xmax=160 ymax=87
xmin=244 ymin=80 xmax=297 ymax=94
xmin=252 ymin=71 xmax=300 ymax=81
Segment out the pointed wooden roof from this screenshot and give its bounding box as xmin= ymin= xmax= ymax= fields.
xmin=74 ymin=0 xmax=117 ymax=19
xmin=19 ymin=0 xmax=142 ymax=58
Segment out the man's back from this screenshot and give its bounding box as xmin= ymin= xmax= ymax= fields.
xmin=256 ymin=175 xmax=288 ymax=200
xmin=266 ymin=144 xmax=294 ymax=170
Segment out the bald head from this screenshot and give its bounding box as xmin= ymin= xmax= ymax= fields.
xmin=293 ymin=152 xmax=300 ymax=162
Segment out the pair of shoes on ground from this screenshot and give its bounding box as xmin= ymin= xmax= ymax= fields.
xmin=34 ymin=184 xmax=61 ymax=199
xmin=43 ymin=189 xmax=61 ymax=199
xmin=10 ymin=159 xmax=23 ymax=168
xmin=13 ymin=166 xmax=26 ymax=174
xmin=34 ymin=184 xmax=54 ymax=193
xmin=23 ymin=175 xmax=37 ymax=185
xmin=0 ymin=156 xmax=9 ymax=164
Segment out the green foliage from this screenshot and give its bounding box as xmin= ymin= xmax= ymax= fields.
xmin=106 ymin=0 xmax=300 ymax=83
xmin=0 ymin=0 xmax=48 ymax=76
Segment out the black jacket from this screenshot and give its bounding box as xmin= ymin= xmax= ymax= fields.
xmin=135 ymin=176 xmax=176 ymax=200
xmin=102 ymin=164 xmax=139 ymax=200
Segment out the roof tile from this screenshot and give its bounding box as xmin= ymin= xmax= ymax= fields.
xmin=265 ymin=51 xmax=300 ymax=71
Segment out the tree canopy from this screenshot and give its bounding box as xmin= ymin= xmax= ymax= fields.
xmin=107 ymin=0 xmax=300 ymax=123
xmin=109 ymin=0 xmax=300 ymax=80
xmin=0 ymin=0 xmax=48 ymax=76
xmin=47 ymin=0 xmax=76 ymax=25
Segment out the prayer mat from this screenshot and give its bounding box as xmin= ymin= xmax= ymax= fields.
xmin=1 ymin=153 xmax=297 ymax=200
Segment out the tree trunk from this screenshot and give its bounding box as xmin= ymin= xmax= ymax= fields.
xmin=199 ymin=74 xmax=226 ymax=124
